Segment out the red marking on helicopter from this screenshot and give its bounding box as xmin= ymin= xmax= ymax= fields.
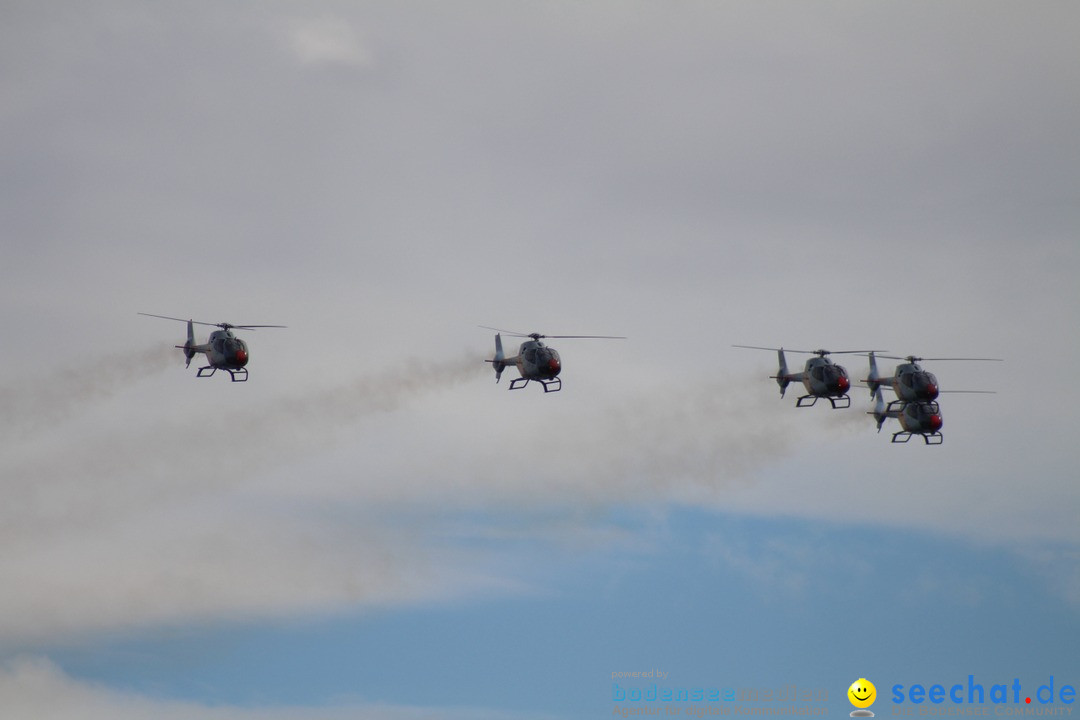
xmin=837 ymin=376 xmax=850 ymax=392
xmin=235 ymin=349 xmax=248 ymax=366
xmin=549 ymin=357 xmax=561 ymax=373
xmin=929 ymin=414 xmax=943 ymax=431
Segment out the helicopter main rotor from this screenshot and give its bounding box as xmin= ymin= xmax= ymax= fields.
xmin=139 ymin=312 xmax=287 ymax=331
xmin=872 ymin=353 xmax=1004 ymax=363
xmin=479 ymin=326 xmax=626 ymax=340
xmin=732 ymin=345 xmax=883 ymax=357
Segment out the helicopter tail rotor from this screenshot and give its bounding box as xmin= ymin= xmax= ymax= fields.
xmin=489 ymin=333 xmax=507 ymax=383
xmin=183 ymin=319 xmax=196 ymax=368
xmin=864 ymin=351 xmax=886 ymax=399
xmin=172 ymin=319 xmax=198 ymax=368
xmin=869 ymin=387 xmax=888 ymax=432
xmin=771 ymin=348 xmax=791 ymax=398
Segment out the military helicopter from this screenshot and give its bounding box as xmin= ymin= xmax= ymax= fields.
xmin=864 ymin=352 xmax=1000 ymax=410
xmin=869 ymin=387 xmax=944 ymax=444
xmin=482 ymin=326 xmax=625 ymax=392
xmin=139 ymin=313 xmax=285 ymax=381
xmin=733 ymin=345 xmax=883 ymax=409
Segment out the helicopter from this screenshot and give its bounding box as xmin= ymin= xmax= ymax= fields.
xmin=139 ymin=313 xmax=285 ymax=382
xmin=863 ymin=352 xmax=1001 ymax=411
xmin=869 ymin=387 xmax=944 ymax=444
xmin=482 ymin=326 xmax=625 ymax=392
xmin=733 ymin=345 xmax=883 ymax=409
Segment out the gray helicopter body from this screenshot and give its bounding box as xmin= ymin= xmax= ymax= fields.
xmin=484 ymin=328 xmax=623 ymax=393
xmin=791 ymin=354 xmax=852 ymax=404
xmin=140 ymin=313 xmax=285 ymax=382
xmin=196 ymin=328 xmax=250 ymax=375
xmin=734 ymin=346 xmax=867 ymax=409
xmin=863 ymin=352 xmax=1001 ymax=422
xmin=891 ymin=360 xmax=939 ymax=401
xmin=495 ymin=335 xmax=562 ymax=391
xmin=865 ymin=353 xmax=940 ymax=403
xmin=870 ymin=387 xmax=944 ymax=444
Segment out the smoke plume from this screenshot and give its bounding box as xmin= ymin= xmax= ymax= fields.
xmin=0 ymin=345 xmax=175 ymax=437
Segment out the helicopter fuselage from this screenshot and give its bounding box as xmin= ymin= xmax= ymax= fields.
xmin=184 ymin=328 xmax=252 ymax=380
xmin=141 ymin=313 xmax=284 ymax=383
xmin=734 ymin=346 xmax=860 ymax=409
xmin=486 ymin=329 xmax=619 ymax=393
xmin=201 ymin=329 xmax=250 ymax=370
xmin=870 ymin=386 xmax=944 ymax=444
xmin=885 ymin=399 xmax=944 ymax=444
xmin=513 ymin=339 xmax=561 ymax=381
xmin=897 ymin=400 xmax=943 ymax=436
xmin=795 ymin=356 xmax=851 ymax=399
xmin=888 ymin=362 xmax=940 ymax=402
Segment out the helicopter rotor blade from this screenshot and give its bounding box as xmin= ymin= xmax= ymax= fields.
xmin=873 ymin=354 xmax=1004 ymax=363
xmin=140 ymin=313 xmax=286 ymax=331
xmin=822 ymin=349 xmax=886 ymax=355
xmin=139 ymin=312 xmax=223 ymax=329
xmin=909 ymin=357 xmax=1003 ymax=362
xmin=733 ymin=345 xmax=885 ymax=356
xmin=735 ymin=345 xmax=837 ymax=355
xmin=479 ymin=326 xmax=625 ymax=340
xmin=732 ymin=344 xmax=785 ymax=352
xmin=540 ymin=334 xmax=627 ymax=340
xmin=478 ymin=325 xmax=530 ymax=337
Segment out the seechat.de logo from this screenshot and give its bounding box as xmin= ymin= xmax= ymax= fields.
xmin=891 ymin=676 xmax=1077 ymax=706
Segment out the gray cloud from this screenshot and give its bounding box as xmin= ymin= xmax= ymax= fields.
xmin=0 ymin=0 xmax=1078 ymax=665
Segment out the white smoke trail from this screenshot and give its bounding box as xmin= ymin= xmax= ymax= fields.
xmin=0 ymin=354 xmax=483 ymax=537
xmin=0 ymin=354 xmax=498 ymax=642
xmin=0 ymin=344 xmax=176 ymax=437
xmin=0 ymin=358 xmax=841 ymax=644
xmin=427 ymin=374 xmax=808 ymax=510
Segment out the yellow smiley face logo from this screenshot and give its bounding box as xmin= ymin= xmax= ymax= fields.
xmin=848 ymin=678 xmax=876 ymax=709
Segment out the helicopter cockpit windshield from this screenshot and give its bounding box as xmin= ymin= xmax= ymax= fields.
xmin=819 ymin=365 xmax=845 ymax=381
xmin=913 ymin=401 xmax=940 ymax=416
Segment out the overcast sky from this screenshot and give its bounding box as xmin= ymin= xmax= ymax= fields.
xmin=2 ymin=1 xmax=1078 ymax=718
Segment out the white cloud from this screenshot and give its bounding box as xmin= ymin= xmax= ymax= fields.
xmin=0 ymin=502 xmax=498 ymax=644
xmin=283 ymin=16 xmax=371 ymax=68
xmin=0 ymin=656 xmax=545 ymax=720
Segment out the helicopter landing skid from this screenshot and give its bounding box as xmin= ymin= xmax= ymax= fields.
xmin=197 ymin=366 xmax=248 ymax=382
xmin=507 ymin=377 xmax=561 ymax=392
xmin=795 ymin=394 xmax=850 ymax=409
xmin=885 ymin=398 xmax=906 ymax=414
xmin=891 ymin=431 xmax=942 ymax=445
